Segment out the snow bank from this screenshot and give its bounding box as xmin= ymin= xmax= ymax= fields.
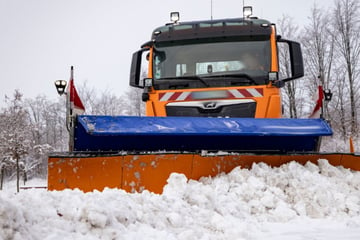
xmin=1 ymin=159 xmax=360 ymax=239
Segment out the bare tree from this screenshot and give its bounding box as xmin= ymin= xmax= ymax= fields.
xmin=123 ymin=70 xmax=146 ymax=116
xmin=277 ymin=15 xmax=305 ymax=118
xmin=78 ymin=80 xmax=97 ymax=114
xmin=0 ymin=161 xmax=4 ymax=190
xmin=77 ymin=81 xmax=127 ymax=116
xmin=0 ymin=90 xmax=31 ymax=192
xmin=0 ymin=113 xmax=9 ymax=190
xmin=26 ymin=95 xmax=50 ymax=146
xmin=302 ymin=4 xmax=335 ymax=117
xmin=333 ymin=0 xmax=360 ymax=137
xmin=26 ymin=95 xmax=68 ymax=151
xmin=332 ymin=69 xmax=350 ymax=141
xmin=123 ymin=87 xmax=145 ymax=116
xmin=92 ymin=90 xmax=126 ymax=116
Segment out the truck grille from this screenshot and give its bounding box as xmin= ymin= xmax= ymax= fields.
xmin=166 ymin=99 xmax=256 ymax=118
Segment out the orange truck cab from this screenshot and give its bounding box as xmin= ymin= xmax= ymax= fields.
xmin=130 ymin=11 xmax=304 ymax=119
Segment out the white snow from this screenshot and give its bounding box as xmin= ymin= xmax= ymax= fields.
xmin=1 ymin=159 xmax=360 ymax=239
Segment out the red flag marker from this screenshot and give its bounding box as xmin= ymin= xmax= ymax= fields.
xmin=309 ymin=85 xmax=324 ymax=118
xmin=67 ymin=66 xmax=85 ymax=115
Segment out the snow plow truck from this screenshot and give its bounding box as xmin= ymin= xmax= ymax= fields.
xmin=48 ymin=8 xmax=360 ymax=193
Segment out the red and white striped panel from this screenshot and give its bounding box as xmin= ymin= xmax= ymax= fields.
xmin=228 ymin=88 xmax=263 ymax=98
xmin=158 ymin=88 xmax=263 ymax=101
xmin=158 ymin=91 xmax=192 ymax=102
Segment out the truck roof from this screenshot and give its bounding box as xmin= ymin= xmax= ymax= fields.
xmin=150 ymin=17 xmax=272 ymax=44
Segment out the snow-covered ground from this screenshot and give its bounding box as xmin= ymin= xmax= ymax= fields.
xmin=1 ymin=159 xmax=360 ymax=240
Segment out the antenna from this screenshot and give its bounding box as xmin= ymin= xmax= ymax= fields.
xmin=242 ymin=0 xmax=245 ymax=18
xmin=211 ymin=0 xmax=213 ymax=20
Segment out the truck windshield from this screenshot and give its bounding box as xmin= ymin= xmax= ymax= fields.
xmin=153 ymin=40 xmax=271 ymax=88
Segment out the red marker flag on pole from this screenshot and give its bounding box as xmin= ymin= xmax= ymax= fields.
xmin=309 ymin=85 xmax=324 ymax=118
xmin=67 ymin=66 xmax=85 ymax=116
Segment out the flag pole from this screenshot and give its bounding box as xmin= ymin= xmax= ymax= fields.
xmin=68 ymin=66 xmax=75 ymax=151
xmin=319 ymin=74 xmax=324 ymax=119
xmin=65 ymin=65 xmax=85 ymax=151
xmin=65 ymin=66 xmax=73 ymax=132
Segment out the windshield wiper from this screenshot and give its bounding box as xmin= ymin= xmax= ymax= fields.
xmin=157 ymin=76 xmax=210 ymax=87
xmin=202 ymin=73 xmax=258 ymax=85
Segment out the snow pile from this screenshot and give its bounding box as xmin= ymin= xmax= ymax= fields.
xmin=1 ymin=159 xmax=360 ymax=239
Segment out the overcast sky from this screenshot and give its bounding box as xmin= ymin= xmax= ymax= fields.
xmin=0 ymin=0 xmax=333 ymax=106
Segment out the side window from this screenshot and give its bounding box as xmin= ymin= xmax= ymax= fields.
xmin=140 ymin=51 xmax=149 ymax=80
xmin=154 ymin=54 xmax=160 ymax=79
xmin=154 ymin=51 xmax=167 ymax=79
xmin=277 ymin=42 xmax=291 ymax=79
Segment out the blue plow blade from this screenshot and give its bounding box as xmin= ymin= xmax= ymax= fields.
xmin=74 ymin=115 xmax=333 ymax=153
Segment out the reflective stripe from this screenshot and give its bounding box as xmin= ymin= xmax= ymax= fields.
xmin=247 ymin=88 xmax=263 ymax=97
xmin=160 ymin=92 xmax=174 ymax=101
xmin=228 ymin=89 xmax=245 ymax=98
xmin=177 ymin=92 xmax=191 ymax=101
xmin=159 ymin=88 xmax=263 ymax=101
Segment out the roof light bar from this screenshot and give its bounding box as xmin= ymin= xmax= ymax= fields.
xmin=170 ymin=12 xmax=180 ymax=24
xmin=243 ymin=6 xmax=253 ymax=18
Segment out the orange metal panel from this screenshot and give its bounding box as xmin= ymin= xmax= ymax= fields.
xmin=279 ymin=154 xmax=342 ymax=167
xmin=340 ymin=154 xmax=360 ymax=171
xmin=254 ymin=86 xmax=281 ymax=118
xmin=315 ymin=154 xmax=343 ymax=167
xmin=145 ymin=100 xmax=156 ymax=116
xmin=264 ymin=95 xmax=282 ymax=118
xmin=192 ymin=155 xmax=240 ymax=179
xmin=281 ymin=153 xmax=360 ymax=171
xmin=270 ymin=25 xmax=279 ymax=72
xmin=237 ymin=155 xmax=282 ymax=168
xmin=148 ymin=47 xmax=154 ymax=78
xmin=191 ymin=154 xmax=282 ymax=180
xmin=122 ymin=154 xmax=193 ymax=194
xmin=48 ymin=156 xmax=122 ymax=192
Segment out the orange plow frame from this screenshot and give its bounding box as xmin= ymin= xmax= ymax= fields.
xmin=48 ymin=153 xmax=360 ymax=194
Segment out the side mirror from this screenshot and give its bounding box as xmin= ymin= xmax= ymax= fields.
xmin=278 ymin=39 xmax=304 ymax=82
xmin=129 ymin=48 xmax=149 ymax=88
